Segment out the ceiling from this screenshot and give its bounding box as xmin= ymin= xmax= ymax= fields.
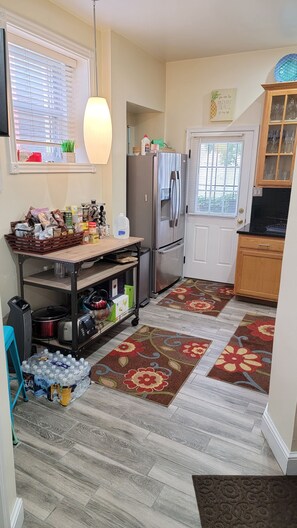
xmin=48 ymin=0 xmax=297 ymax=62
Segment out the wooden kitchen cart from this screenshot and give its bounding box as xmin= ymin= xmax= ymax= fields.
xmin=256 ymin=82 xmax=297 ymax=187
xmin=13 ymin=236 xmax=143 ymax=356
xmin=234 ymin=234 xmax=284 ymax=302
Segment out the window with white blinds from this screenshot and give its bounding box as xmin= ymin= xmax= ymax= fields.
xmin=187 ymin=134 xmax=243 ymax=217
xmin=8 ymin=35 xmax=76 ymax=163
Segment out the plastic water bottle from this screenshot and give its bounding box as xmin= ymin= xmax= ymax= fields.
xmin=22 ymin=360 xmax=30 ymax=373
xmin=113 ymin=213 xmax=130 ymax=239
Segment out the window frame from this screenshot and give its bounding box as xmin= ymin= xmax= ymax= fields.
xmin=3 ymin=10 xmax=96 ymax=174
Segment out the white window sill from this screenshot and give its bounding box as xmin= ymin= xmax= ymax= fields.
xmin=10 ymin=162 xmax=96 ymax=174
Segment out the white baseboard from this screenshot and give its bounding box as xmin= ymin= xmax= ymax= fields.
xmin=262 ymin=405 xmax=297 ymax=475
xmin=10 ymin=498 xmax=23 ymax=528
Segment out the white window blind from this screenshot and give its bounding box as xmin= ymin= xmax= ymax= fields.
xmin=8 ymin=36 xmax=76 ymax=163
xmin=188 ymin=134 xmax=243 ymax=217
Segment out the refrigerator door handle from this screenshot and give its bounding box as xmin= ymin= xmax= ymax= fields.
xmin=175 ymin=171 xmax=181 ymax=227
xmin=158 ymin=242 xmax=184 ymax=254
xmin=169 ymin=171 xmax=176 ymax=227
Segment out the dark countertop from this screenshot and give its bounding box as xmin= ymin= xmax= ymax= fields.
xmin=237 ymin=223 xmax=286 ymax=238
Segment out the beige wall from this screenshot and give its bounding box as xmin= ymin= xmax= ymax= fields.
xmin=134 ymin=112 xmax=165 ymax=151
xmin=165 ymin=46 xmax=297 ymax=153
xmin=105 ymin=31 xmax=166 ymax=223
xmin=267 ymin=163 xmax=297 ymax=453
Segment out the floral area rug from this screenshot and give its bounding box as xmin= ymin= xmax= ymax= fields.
xmin=207 ymin=313 xmax=275 ymax=393
xmin=90 ymin=325 xmax=212 ymax=406
xmin=157 ymin=278 xmax=234 ymax=317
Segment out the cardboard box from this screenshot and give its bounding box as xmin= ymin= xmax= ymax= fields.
xmin=108 ymin=293 xmax=129 ymax=322
xmin=99 ymin=275 xmax=126 ymax=299
xmin=124 ymin=284 xmax=134 ymax=308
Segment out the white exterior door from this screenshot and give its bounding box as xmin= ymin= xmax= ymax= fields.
xmin=184 ymin=127 xmax=258 ymax=283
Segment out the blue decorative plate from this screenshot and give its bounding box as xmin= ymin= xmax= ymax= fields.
xmin=274 ymin=54 xmax=297 ymax=82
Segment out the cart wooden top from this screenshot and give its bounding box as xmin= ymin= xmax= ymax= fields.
xmin=13 ymin=236 xmax=143 ymax=264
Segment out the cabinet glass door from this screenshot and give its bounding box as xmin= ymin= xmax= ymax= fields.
xmin=263 ymin=155 xmax=277 ymax=180
xmin=285 ymin=94 xmax=297 ymax=121
xmin=270 ymin=95 xmax=285 ymax=121
xmin=262 ymin=92 xmax=297 ymax=184
xmin=281 ymin=124 xmax=295 ymax=154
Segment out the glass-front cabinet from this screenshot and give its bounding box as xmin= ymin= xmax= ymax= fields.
xmin=256 ymin=82 xmax=297 ymax=187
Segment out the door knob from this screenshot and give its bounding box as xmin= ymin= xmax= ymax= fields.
xmin=237 ymin=219 xmax=243 ymax=224
xmin=238 ymin=207 xmax=244 ymax=214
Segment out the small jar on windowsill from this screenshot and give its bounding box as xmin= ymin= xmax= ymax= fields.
xmin=62 ymin=152 xmax=76 ymax=163
xmin=61 ymin=140 xmax=75 ymax=163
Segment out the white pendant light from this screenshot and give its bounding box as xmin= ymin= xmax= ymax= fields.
xmin=83 ymin=0 xmax=112 ymax=164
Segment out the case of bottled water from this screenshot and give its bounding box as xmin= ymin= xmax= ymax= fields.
xmin=21 ymin=349 xmax=91 ymax=406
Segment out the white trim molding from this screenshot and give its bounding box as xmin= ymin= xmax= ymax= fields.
xmin=10 ymin=162 xmax=96 ymax=175
xmin=4 ymin=9 xmax=91 ymax=59
xmin=262 ymin=405 xmax=297 ymax=475
xmin=10 ymin=498 xmax=24 ymax=528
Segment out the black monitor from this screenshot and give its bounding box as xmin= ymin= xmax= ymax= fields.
xmin=0 ymin=28 xmax=9 ymax=137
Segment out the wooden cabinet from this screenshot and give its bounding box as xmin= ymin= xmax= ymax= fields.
xmin=256 ymin=82 xmax=297 ymax=187
xmin=234 ymin=234 xmax=284 ymax=302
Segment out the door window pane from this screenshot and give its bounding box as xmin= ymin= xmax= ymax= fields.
xmin=195 ymin=141 xmax=243 ymax=216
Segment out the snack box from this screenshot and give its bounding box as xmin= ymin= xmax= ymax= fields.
xmin=124 ymin=284 xmax=134 ymax=308
xmin=108 ymin=294 xmax=129 ymax=322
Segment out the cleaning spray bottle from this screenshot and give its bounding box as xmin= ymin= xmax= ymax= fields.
xmin=141 ymin=134 xmax=151 ymax=155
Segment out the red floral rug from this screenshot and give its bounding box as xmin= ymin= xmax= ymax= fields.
xmin=207 ymin=313 xmax=275 ymax=393
xmin=90 ymin=325 xmax=212 ymax=406
xmin=157 ymin=278 xmax=234 ymax=317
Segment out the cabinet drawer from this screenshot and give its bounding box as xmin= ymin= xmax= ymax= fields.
xmin=238 ymin=235 xmax=284 ymax=253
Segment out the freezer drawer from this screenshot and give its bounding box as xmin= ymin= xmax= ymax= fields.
xmin=152 ymin=242 xmax=184 ymax=294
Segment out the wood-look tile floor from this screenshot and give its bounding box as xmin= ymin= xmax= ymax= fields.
xmin=13 ymin=284 xmax=281 ymax=528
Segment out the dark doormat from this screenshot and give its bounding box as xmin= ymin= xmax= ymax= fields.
xmin=192 ymin=475 xmax=297 ymax=527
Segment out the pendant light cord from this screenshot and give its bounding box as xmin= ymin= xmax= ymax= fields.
xmin=93 ymin=0 xmax=99 ymax=96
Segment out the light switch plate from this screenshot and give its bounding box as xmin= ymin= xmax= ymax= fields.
xmin=253 ymin=187 xmax=263 ymax=197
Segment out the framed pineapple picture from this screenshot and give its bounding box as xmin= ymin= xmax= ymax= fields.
xmin=210 ymin=88 xmax=237 ymax=122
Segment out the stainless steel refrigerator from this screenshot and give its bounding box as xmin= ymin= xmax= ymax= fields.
xmin=127 ymin=152 xmax=187 ymax=295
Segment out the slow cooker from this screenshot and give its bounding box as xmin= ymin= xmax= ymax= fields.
xmin=32 ymin=305 xmax=68 ymax=339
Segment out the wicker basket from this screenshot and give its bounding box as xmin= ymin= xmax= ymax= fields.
xmin=5 ymin=232 xmax=83 ymax=254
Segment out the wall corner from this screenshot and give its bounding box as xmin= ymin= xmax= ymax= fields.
xmin=262 ymin=404 xmax=297 ymax=475
xmin=10 ymin=498 xmax=24 ymax=528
